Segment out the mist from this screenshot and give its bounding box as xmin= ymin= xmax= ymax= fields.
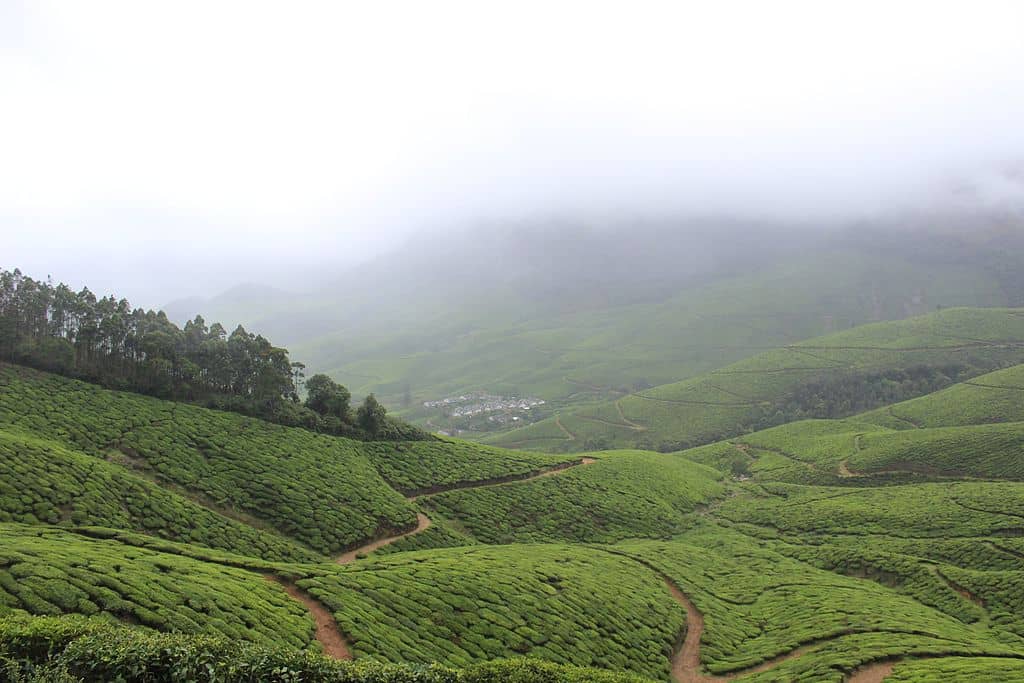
xmin=4 ymin=1 xmax=1024 ymax=307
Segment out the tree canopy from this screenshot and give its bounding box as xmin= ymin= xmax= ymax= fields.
xmin=0 ymin=268 xmax=427 ymax=441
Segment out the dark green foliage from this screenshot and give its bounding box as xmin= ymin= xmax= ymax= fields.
xmin=0 ymin=427 xmax=317 ymax=561
xmin=423 ymin=451 xmax=724 ymax=544
xmin=0 ymin=270 xmax=296 ymax=417
xmin=745 ymin=363 xmax=998 ymax=432
xmin=0 ymin=269 xmax=429 ymax=441
xmin=0 ymin=365 xmax=416 ymax=554
xmin=0 ymin=615 xmax=653 ymax=683
xmin=305 ymin=374 xmax=352 ymax=420
xmin=356 ymin=394 xmax=387 ymax=437
xmin=0 ymin=525 xmax=314 ymax=648
xmin=490 ymin=307 xmax=1024 ymax=452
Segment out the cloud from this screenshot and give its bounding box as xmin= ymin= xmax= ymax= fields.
xmin=3 ymin=0 xmax=1024 ymax=303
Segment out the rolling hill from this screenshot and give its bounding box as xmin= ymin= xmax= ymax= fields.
xmin=165 ymin=224 xmax=1024 ymax=446
xmin=6 ymin=308 xmax=1024 ymax=680
xmin=487 ymin=307 xmax=1024 ymax=451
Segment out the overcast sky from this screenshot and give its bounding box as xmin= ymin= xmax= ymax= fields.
xmin=4 ymin=1 xmax=1024 ymax=305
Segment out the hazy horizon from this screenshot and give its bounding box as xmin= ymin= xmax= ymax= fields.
xmin=5 ymin=1 xmax=1024 ymax=307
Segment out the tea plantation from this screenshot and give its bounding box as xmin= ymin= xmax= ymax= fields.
xmin=300 ymin=544 xmax=684 ymax=680
xmin=360 ymin=438 xmax=578 ymax=494
xmin=7 ymin=311 xmax=1024 ymax=681
xmin=0 ymin=524 xmax=314 ymax=649
xmin=422 ymin=450 xmax=725 ymax=544
xmin=0 ymin=426 xmax=318 ymax=561
xmin=0 ymin=365 xmax=416 ymax=554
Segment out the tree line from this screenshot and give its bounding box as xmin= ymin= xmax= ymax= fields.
xmin=0 ymin=268 xmax=425 ymax=440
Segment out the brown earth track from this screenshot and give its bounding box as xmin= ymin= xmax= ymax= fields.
xmin=846 ymin=661 xmax=895 ymax=683
xmin=264 ymin=576 xmax=352 ymax=660
xmin=335 ymin=513 xmax=432 ymax=564
xmin=598 ymin=549 xmax=819 ymax=682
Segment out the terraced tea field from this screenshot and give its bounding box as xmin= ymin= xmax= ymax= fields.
xmin=7 ymin=312 xmax=1024 ymax=681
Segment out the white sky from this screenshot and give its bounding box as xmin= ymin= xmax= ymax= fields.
xmin=3 ymin=1 xmax=1024 ymax=304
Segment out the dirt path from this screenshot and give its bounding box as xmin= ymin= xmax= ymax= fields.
xmin=845 ymin=661 xmax=895 ymax=683
xmin=335 ymin=513 xmax=432 ymax=564
xmin=555 ymin=414 xmax=576 ymax=440
xmin=664 ymin=578 xmax=716 ymax=683
xmin=597 ymin=548 xmax=815 ymax=682
xmin=265 ymin=576 xmax=352 ymax=660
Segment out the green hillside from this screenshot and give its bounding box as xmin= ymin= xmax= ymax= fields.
xmin=0 ymin=427 xmax=317 ymax=561
xmin=315 ymin=248 xmax=1009 ymax=404
xmin=422 ymin=450 xmax=724 ymax=544
xmin=488 ymin=307 xmax=1024 ymax=451
xmin=0 ymin=524 xmax=314 ymax=649
xmin=8 ymin=306 xmax=1024 ymax=680
xmin=0 ymin=364 xmax=577 ymax=558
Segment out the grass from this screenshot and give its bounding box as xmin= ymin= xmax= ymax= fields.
xmin=8 ymin=304 xmax=1024 ymax=680
xmin=887 ymin=656 xmax=1024 ymax=681
xmin=299 ymin=249 xmax=1010 ymax=418
xmin=860 ymin=362 xmax=1024 ymax=428
xmin=0 ymin=614 xmax=656 ymax=683
xmin=717 ymin=480 xmax=1024 ymax=538
xmin=422 ymin=450 xmax=725 ymax=544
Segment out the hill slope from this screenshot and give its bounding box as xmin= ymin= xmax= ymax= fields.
xmin=488 ymin=307 xmax=1024 ymax=451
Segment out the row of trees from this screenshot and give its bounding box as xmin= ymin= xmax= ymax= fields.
xmin=0 ymin=269 xmax=421 ymax=440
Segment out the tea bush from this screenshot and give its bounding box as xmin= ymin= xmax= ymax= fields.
xmin=424 ymin=451 xmax=724 ymax=544
xmin=0 ymin=524 xmax=313 ymax=648
xmin=0 ymin=427 xmax=317 ymax=561
xmin=300 ymin=544 xmax=683 ymax=680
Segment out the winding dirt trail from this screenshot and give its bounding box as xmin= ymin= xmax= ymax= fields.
xmin=265 ymin=576 xmax=352 ymax=660
xmin=335 ymin=513 xmax=432 ymax=564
